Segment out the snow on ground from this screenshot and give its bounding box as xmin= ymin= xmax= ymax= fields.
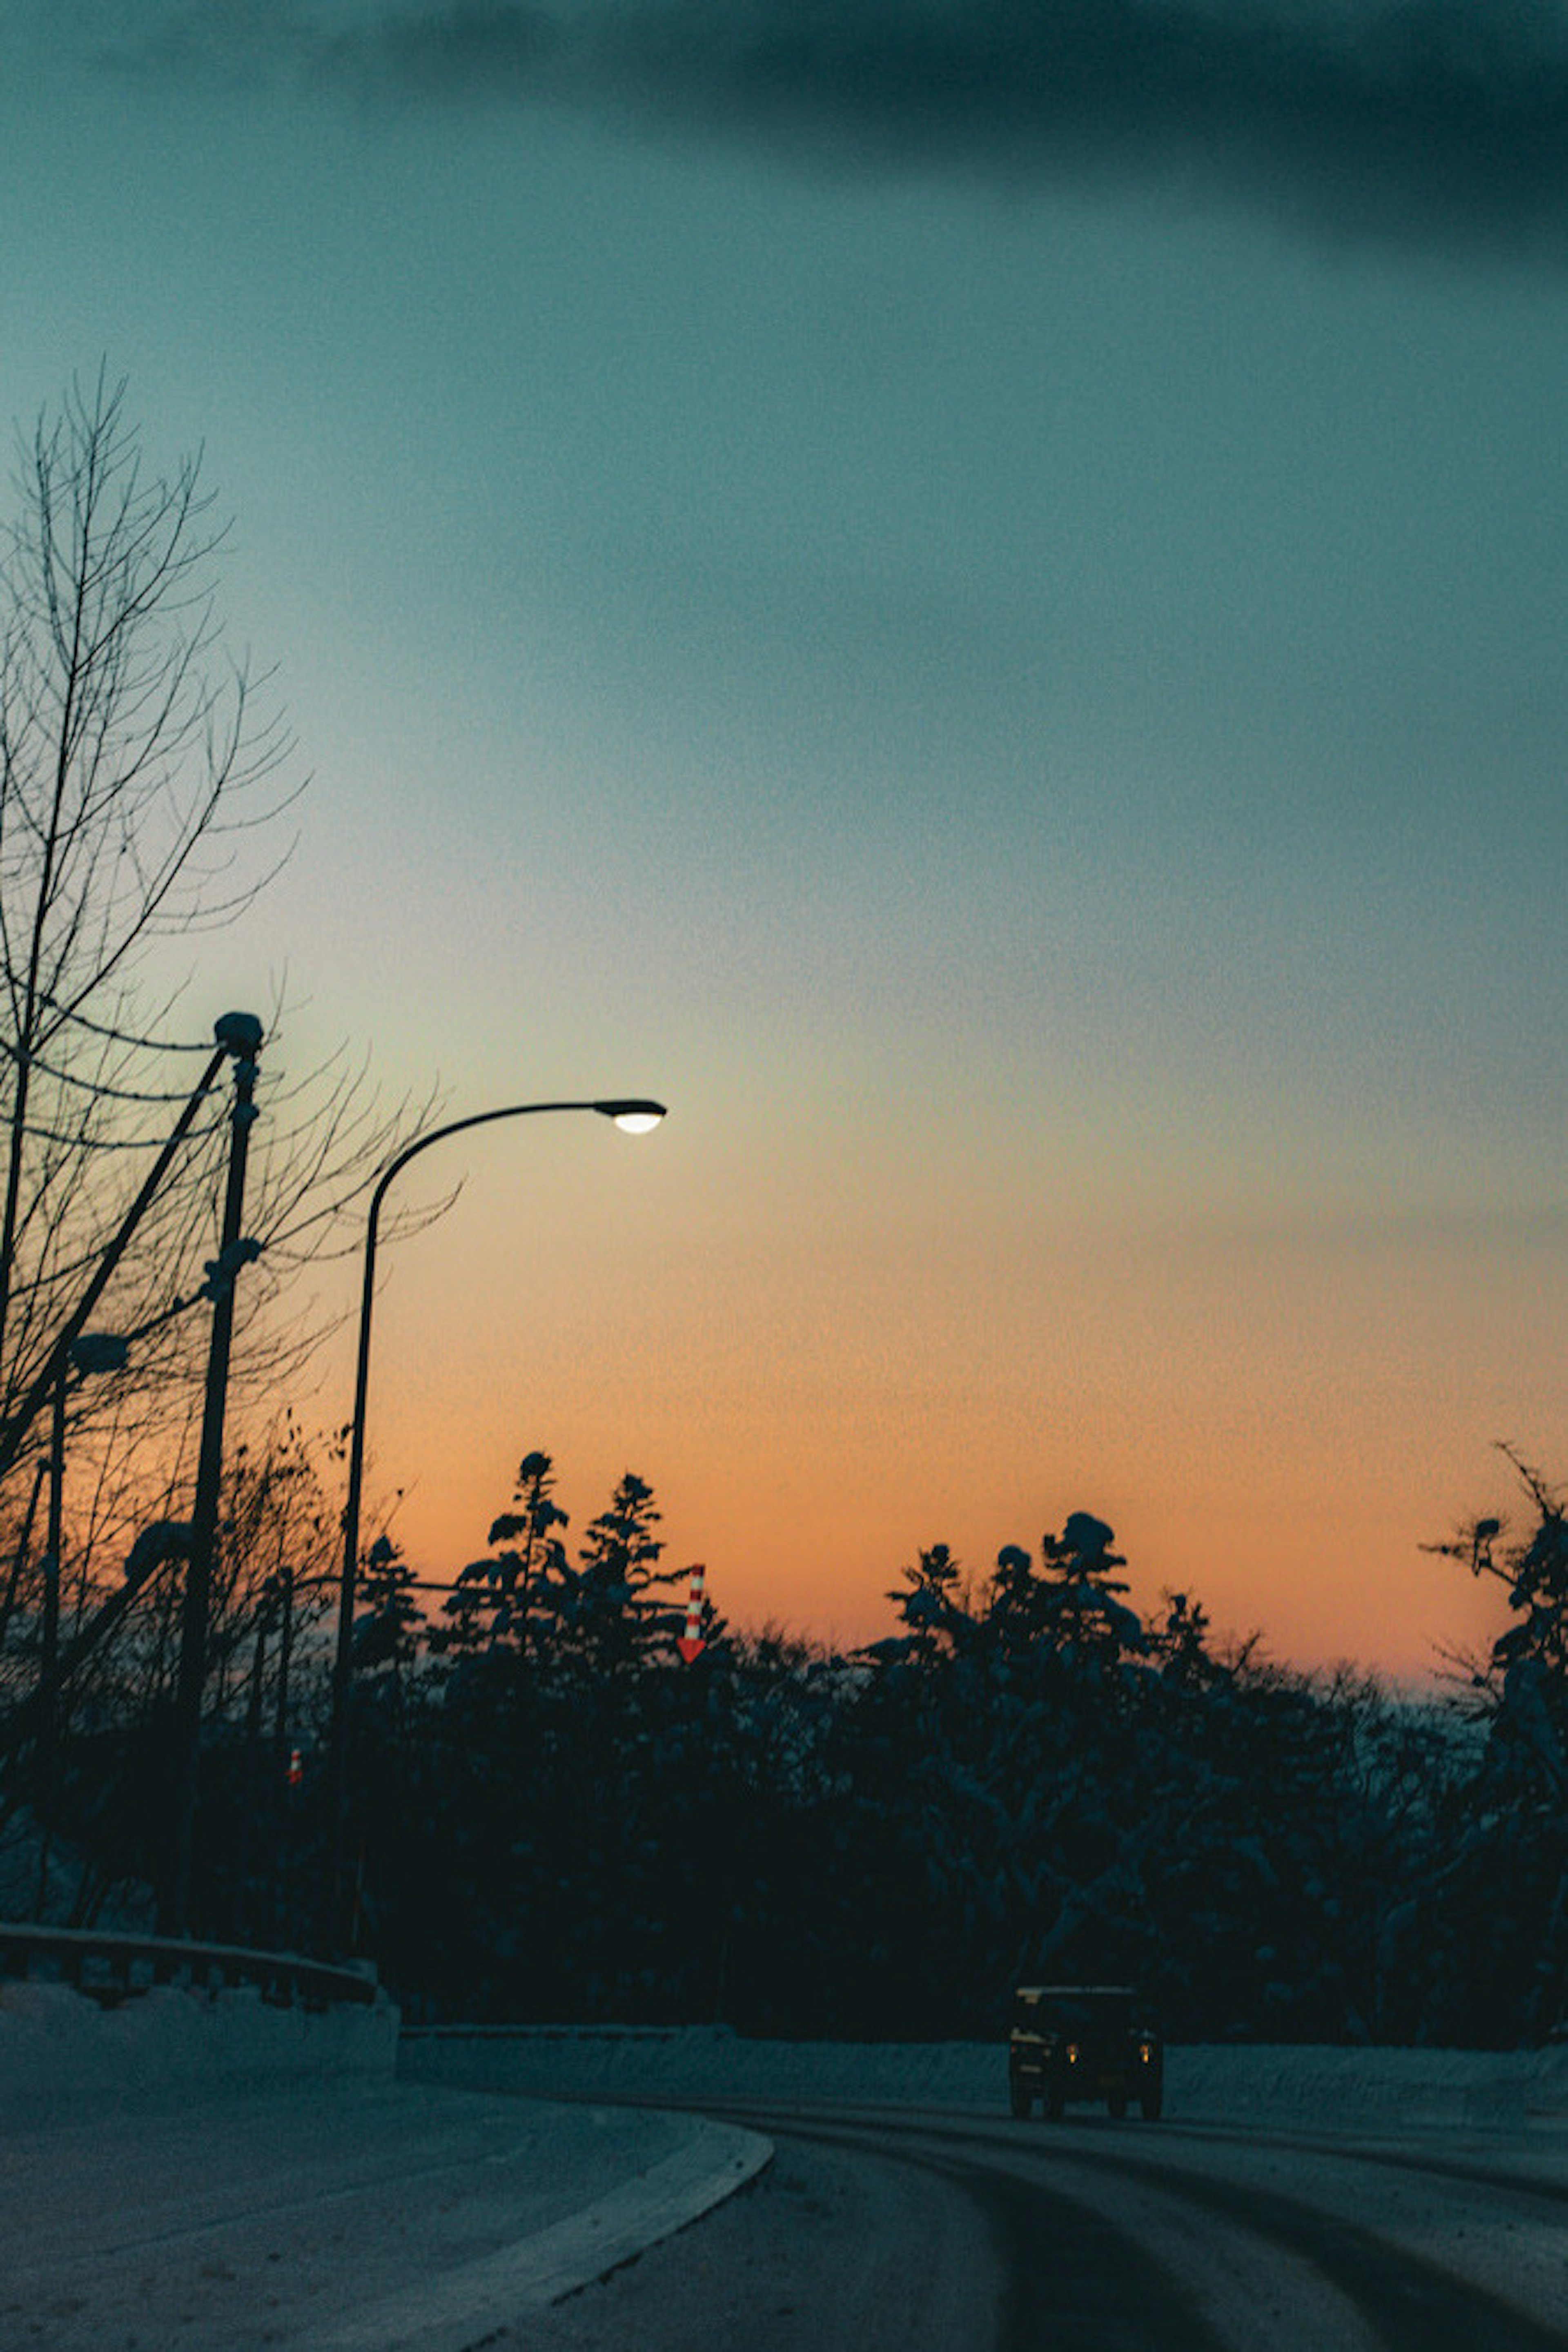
xmin=0 ymin=1977 xmax=398 ymax=2122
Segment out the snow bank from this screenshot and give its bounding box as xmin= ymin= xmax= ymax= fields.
xmin=0 ymin=1978 xmax=399 ymax=2123
xmin=11 ymin=1988 xmax=1566 ymax=2140
xmin=1170 ymin=2040 xmax=1568 ymax=2131
xmin=401 ymin=2023 xmax=1568 ymax=2132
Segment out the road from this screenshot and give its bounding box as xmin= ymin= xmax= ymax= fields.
xmin=519 ymin=2098 xmax=1568 ymax=2352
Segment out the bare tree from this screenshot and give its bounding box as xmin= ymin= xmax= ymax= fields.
xmin=0 ymin=371 xmax=432 ymax=1839
xmin=0 ymin=366 xmax=294 ymax=1418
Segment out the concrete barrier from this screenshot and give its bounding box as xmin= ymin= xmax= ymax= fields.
xmin=400 ymin=2022 xmax=1568 ymax=2132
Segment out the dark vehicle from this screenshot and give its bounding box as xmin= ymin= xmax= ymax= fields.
xmin=1008 ymin=1984 xmax=1163 ymax=2120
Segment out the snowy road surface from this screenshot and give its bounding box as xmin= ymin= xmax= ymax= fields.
xmin=517 ymin=2098 xmax=1568 ymax=2351
xmin=0 ymin=2082 xmax=766 ymax=2352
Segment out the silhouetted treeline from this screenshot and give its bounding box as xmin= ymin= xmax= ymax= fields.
xmin=6 ymin=1443 xmax=1568 ymax=2047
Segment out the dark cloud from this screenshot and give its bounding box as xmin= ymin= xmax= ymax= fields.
xmin=596 ymin=0 xmax=1568 ymax=250
xmin=315 ymin=1 xmax=564 ymax=97
xmin=112 ymin=1 xmax=1568 ymax=256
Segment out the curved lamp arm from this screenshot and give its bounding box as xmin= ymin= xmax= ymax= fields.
xmin=325 ymin=1094 xmax=666 ymax=1942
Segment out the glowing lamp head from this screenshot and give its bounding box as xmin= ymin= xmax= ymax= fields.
xmin=595 ymin=1098 xmax=667 ymax=1136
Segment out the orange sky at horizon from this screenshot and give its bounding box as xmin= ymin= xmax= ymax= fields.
xmin=328 ymin=1109 xmax=1555 ymax=1690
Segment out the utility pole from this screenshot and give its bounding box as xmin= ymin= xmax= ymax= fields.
xmin=161 ymin=1013 xmax=263 ymax=1939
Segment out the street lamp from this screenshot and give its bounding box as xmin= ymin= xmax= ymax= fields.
xmin=325 ymin=1094 xmax=667 ymax=1947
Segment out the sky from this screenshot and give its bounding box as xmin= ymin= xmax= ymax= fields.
xmin=3 ymin=0 xmax=1566 ymax=1680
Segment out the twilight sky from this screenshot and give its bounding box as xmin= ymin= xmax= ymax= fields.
xmin=5 ymin=0 xmax=1566 ymax=1678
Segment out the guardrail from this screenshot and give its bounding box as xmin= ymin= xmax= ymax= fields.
xmin=0 ymin=1920 xmax=379 ymax=2012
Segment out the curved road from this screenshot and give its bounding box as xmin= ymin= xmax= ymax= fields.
xmin=524 ymin=2098 xmax=1568 ymax=2351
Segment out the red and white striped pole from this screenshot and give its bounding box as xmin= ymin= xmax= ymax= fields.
xmin=677 ymin=1563 xmax=707 ymax=1663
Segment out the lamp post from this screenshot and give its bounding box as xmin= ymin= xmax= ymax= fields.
xmin=325 ymin=1094 xmax=667 ymax=1949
